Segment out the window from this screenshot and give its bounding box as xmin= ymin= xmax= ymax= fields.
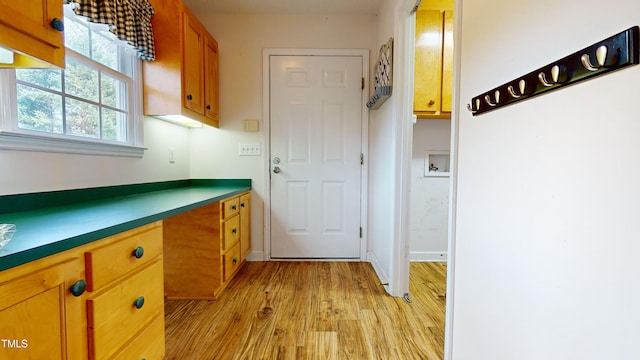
xmin=0 ymin=5 xmax=144 ymax=157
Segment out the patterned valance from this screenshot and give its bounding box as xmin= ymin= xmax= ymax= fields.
xmin=66 ymin=0 xmax=156 ymax=61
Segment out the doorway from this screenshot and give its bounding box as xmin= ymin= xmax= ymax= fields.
xmin=263 ymin=49 xmax=369 ymax=260
xmin=399 ymin=0 xmax=459 ymax=358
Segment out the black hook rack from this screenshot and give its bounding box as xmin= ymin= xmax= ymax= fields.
xmin=467 ymin=26 xmax=640 ymax=116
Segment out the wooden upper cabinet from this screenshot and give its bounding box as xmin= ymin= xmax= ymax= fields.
xmin=441 ymin=11 xmax=454 ymax=113
xmin=143 ymin=0 xmax=220 ymax=128
xmin=183 ymin=10 xmax=205 ymax=116
xmin=414 ymin=9 xmax=454 ymax=119
xmin=0 ymin=0 xmax=65 ymax=68
xmin=204 ymin=34 xmax=220 ymax=124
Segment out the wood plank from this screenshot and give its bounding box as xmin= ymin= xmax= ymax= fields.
xmin=164 ymin=262 xmax=446 ymax=359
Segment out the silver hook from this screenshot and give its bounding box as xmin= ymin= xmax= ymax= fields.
xmin=507 ymin=85 xmax=520 ymax=98
xmin=581 ymin=45 xmax=608 ymax=71
xmin=466 ymin=103 xmax=476 ymax=113
xmin=538 ymin=71 xmax=554 ymax=87
xmin=484 ymin=94 xmax=496 ymax=107
xmin=467 ymin=98 xmax=481 ymax=113
xmin=508 ymin=81 xmax=525 ymax=98
xmin=550 ymin=65 xmax=560 ymax=83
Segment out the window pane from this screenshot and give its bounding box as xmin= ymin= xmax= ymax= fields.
xmin=65 ymin=98 xmax=99 ymax=138
xmin=64 ymin=18 xmax=90 ymax=57
xmin=102 ymin=108 xmax=127 ymax=141
xmin=16 ymin=69 xmax=62 ymax=91
xmin=92 ymin=32 xmax=118 ymax=70
xmin=101 ymin=74 xmax=127 ymax=111
xmin=16 ymin=84 xmax=63 ymax=133
xmin=65 ymin=58 xmax=99 ymax=102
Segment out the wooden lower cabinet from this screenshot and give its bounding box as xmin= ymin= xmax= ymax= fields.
xmin=0 ymin=221 xmax=165 ymax=360
xmin=0 ymin=257 xmax=86 ymax=360
xmin=164 ymin=191 xmax=251 ymax=299
xmin=239 ymin=192 xmax=251 ymax=260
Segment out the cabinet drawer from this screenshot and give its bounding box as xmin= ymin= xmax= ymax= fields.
xmin=85 ymin=223 xmax=163 ymax=291
xmin=223 ymin=242 xmax=241 ymax=282
xmin=222 ymin=214 xmax=240 ymax=251
xmin=109 ymin=314 xmax=165 ymax=360
xmin=221 ymin=196 xmax=240 ymax=219
xmin=88 ymin=260 xmax=164 ymax=360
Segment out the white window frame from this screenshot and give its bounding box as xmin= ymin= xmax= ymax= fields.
xmin=0 ymin=12 xmax=145 ymax=158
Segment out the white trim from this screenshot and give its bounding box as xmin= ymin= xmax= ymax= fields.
xmin=410 ymin=251 xmax=448 ymax=262
xmin=246 ymin=250 xmax=264 ymax=262
xmin=262 ymin=48 xmax=370 ymax=262
xmin=262 ymin=50 xmax=271 ymax=261
xmin=388 ymin=0 xmax=418 ymax=298
xmin=368 ymin=250 xmax=390 ymax=291
xmin=394 ymin=0 xmax=461 ymax=357
xmin=444 ymin=1 xmax=463 ymax=359
xmin=0 ymin=130 xmax=145 ymax=157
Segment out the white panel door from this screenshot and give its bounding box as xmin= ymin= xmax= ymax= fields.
xmin=270 ymin=55 xmax=363 ymax=259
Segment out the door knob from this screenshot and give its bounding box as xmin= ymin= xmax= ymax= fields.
xmin=273 ymin=166 xmax=280 ymax=174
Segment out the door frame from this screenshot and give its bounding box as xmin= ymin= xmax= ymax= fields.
xmin=262 ymin=48 xmax=370 ymax=261
xmin=395 ymin=0 xmax=462 ymax=359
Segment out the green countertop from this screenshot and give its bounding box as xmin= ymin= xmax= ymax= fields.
xmin=0 ymin=179 xmax=251 ymax=272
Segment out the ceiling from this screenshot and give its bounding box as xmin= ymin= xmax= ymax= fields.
xmin=181 ymin=0 xmax=383 ymax=15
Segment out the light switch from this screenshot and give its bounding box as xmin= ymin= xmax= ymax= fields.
xmin=238 ymin=143 xmax=261 ymax=156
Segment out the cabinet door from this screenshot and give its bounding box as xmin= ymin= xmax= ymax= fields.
xmin=182 ymin=11 xmax=205 ymax=115
xmin=240 ymin=192 xmax=251 ymax=260
xmin=441 ymin=10 xmax=454 ymax=113
xmin=414 ymin=10 xmax=444 ymax=114
xmin=0 ymin=258 xmax=85 ymax=360
xmin=204 ymin=34 xmax=219 ymax=126
xmin=0 ymin=0 xmax=65 ymax=67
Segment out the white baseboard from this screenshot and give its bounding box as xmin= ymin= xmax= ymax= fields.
xmin=367 ymin=251 xmax=390 ymax=293
xmin=246 ymin=251 xmax=265 ymax=262
xmin=410 ymin=251 xmax=447 ymax=262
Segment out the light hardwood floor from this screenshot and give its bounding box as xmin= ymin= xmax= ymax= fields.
xmin=164 ymin=261 xmax=446 ymax=360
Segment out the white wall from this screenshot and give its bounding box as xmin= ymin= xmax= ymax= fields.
xmin=366 ymin=0 xmax=398 ymax=288
xmin=189 ymin=12 xmax=379 ymax=260
xmin=410 ymin=119 xmax=450 ymax=261
xmin=0 ymin=117 xmax=190 ymax=195
xmin=450 ymin=0 xmax=640 ymax=358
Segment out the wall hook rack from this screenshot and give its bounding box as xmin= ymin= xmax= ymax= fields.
xmin=367 ymin=37 xmax=394 ymax=110
xmin=467 ymin=26 xmax=639 ymax=116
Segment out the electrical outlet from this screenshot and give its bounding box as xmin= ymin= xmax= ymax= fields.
xmin=238 ymin=143 xmax=261 ymax=156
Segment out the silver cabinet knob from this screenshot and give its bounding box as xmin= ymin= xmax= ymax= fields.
xmin=273 ymin=166 xmax=280 ymax=174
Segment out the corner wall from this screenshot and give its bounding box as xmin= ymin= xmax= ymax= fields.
xmin=451 ymin=0 xmax=640 ymax=358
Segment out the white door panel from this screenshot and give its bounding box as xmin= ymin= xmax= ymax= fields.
xmin=270 ymin=55 xmax=362 ymax=259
